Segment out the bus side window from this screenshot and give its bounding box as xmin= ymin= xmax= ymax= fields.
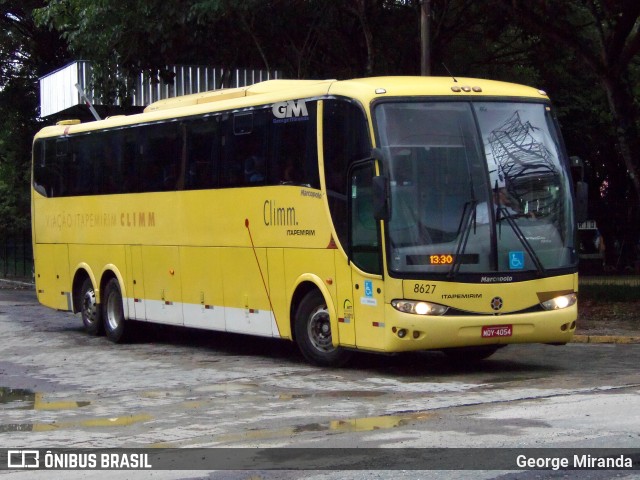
xmin=32 ymin=139 xmax=51 ymax=197
xmin=222 ymin=110 xmax=268 ymax=187
xmin=37 ymin=138 xmax=64 ymax=197
xmin=185 ymin=117 xmax=219 ymax=190
xmin=121 ymin=128 xmax=141 ymax=193
xmin=323 ymin=99 xmax=372 ymax=249
xmin=100 ymin=131 xmax=125 ymax=194
xmin=350 ymin=162 xmax=381 ymax=274
xmin=69 ymin=134 xmax=94 ymax=195
xmin=269 ymin=101 xmax=319 ymax=188
xmin=141 ymin=123 xmax=181 ymax=192
xmin=50 ymin=138 xmax=71 ymax=196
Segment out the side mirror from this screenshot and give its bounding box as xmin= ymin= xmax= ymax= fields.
xmin=372 ymin=175 xmax=390 ymax=221
xmin=371 ymin=148 xmax=385 ymax=162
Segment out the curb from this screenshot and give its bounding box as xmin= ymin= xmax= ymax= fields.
xmin=572 ymin=334 xmax=640 ymax=344
xmin=0 ymin=278 xmax=35 ymax=288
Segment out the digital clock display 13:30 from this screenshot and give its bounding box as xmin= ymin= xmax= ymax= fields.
xmin=428 ymin=254 xmax=455 ymax=265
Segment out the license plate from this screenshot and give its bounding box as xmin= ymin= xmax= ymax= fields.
xmin=482 ymin=325 xmax=513 ymax=338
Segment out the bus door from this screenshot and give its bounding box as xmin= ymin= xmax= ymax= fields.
xmin=349 ymin=162 xmax=385 ymax=350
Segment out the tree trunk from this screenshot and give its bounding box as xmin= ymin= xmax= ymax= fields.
xmin=348 ymin=0 xmax=374 ymax=76
xmin=600 ymin=73 xmax=640 ymax=205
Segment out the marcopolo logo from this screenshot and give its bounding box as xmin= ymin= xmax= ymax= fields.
xmin=272 ymin=100 xmax=309 ymax=122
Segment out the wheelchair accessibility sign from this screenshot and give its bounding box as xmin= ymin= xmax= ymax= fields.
xmin=360 ymin=280 xmax=377 ymax=306
xmin=509 ymin=251 xmax=524 ymax=270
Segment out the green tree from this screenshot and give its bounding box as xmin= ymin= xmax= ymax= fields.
xmin=32 ymin=0 xmax=424 ymax=93
xmin=0 ymin=0 xmax=68 ymax=236
xmin=482 ymin=0 xmax=640 ymax=268
xmin=491 ymin=1 xmax=640 ymax=204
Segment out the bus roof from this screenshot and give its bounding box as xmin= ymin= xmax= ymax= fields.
xmin=36 ymin=76 xmax=549 ymax=139
xmin=143 ymin=79 xmax=335 ymax=112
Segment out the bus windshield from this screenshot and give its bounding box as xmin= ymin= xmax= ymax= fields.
xmin=375 ymin=101 xmax=576 ymax=276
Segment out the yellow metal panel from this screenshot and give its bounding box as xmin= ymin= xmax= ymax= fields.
xmin=32 ymin=187 xmax=332 ymax=250
xmin=128 ymin=246 xmax=145 ymax=320
xmin=221 ymin=246 xmax=272 ymax=333
xmin=351 ymin=271 xmax=386 ymax=351
xmin=333 ymin=250 xmax=355 ymax=346
xmin=34 ymin=244 xmax=70 ymax=311
xmin=402 ymin=274 xmax=576 ymax=314
xmin=266 ymin=248 xmax=290 ymax=339
xmin=180 ymin=246 xmax=225 ymax=329
xmin=220 ymin=247 xmax=270 ymax=311
xmin=381 ymin=304 xmax=576 ymax=352
xmin=328 ymin=76 xmax=547 ymax=109
xmin=141 ymin=246 xmax=183 ymax=325
xmin=179 ymin=247 xmax=224 ymax=306
xmin=32 ymin=193 xmax=177 ymax=247
xmin=284 ymin=249 xmax=337 ymax=336
xmin=67 ymin=244 xmax=127 ymax=295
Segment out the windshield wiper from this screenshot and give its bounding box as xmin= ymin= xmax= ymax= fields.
xmin=496 ymin=206 xmax=545 ymax=275
xmin=448 ymin=199 xmax=477 ymax=279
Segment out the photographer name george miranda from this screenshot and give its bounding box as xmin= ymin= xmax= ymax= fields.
xmin=517 ymin=453 xmax=634 ymax=470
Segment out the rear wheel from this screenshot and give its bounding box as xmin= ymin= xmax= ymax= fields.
xmin=102 ymin=278 xmax=130 ymax=343
xmin=294 ymin=289 xmax=351 ymax=367
xmin=80 ymin=278 xmax=103 ymax=335
xmin=442 ymin=345 xmax=503 ymax=363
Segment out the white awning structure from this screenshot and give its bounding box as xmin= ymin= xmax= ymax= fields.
xmin=39 ymin=61 xmax=281 ymax=118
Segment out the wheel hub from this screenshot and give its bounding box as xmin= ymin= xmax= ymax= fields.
xmin=308 ymin=306 xmax=334 ymax=352
xmin=82 ymin=290 xmax=97 ymax=322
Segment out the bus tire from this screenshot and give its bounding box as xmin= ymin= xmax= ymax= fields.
xmin=442 ymin=345 xmax=503 ymax=363
xmin=102 ymin=278 xmax=129 ymax=343
xmin=80 ymin=277 xmax=103 ymax=335
xmin=294 ymin=289 xmax=351 ymax=367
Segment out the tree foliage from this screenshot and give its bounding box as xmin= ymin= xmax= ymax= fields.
xmin=485 ymin=0 xmax=640 ymax=266
xmin=0 ymin=0 xmax=67 ymax=236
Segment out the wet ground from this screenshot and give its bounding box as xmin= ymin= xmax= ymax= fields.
xmin=1 ymin=285 xmax=639 ymax=479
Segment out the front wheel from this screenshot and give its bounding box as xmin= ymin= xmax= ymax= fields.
xmin=102 ymin=278 xmax=131 ymax=343
xmin=80 ymin=278 xmax=103 ymax=335
xmin=294 ymin=290 xmax=351 ymax=367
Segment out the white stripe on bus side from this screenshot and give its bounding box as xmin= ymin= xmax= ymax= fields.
xmin=123 ymin=297 xmax=280 ymax=338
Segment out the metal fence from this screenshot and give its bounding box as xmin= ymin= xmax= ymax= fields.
xmin=40 ymin=61 xmax=282 ymax=117
xmin=0 ymin=230 xmax=33 ymax=280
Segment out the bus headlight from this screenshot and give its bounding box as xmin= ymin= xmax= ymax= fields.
xmin=391 ymin=299 xmax=449 ymax=316
xmin=540 ymin=293 xmax=577 ymax=310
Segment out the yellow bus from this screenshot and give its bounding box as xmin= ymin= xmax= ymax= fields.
xmin=32 ymin=76 xmax=579 ymax=366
